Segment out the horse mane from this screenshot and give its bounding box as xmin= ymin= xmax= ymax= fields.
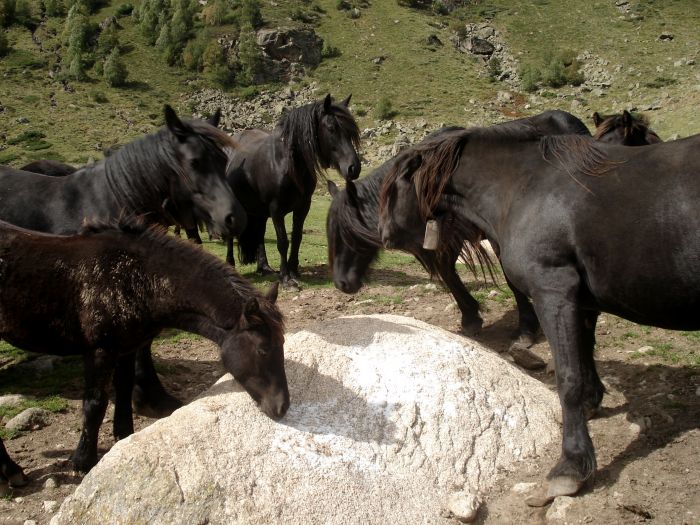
xmin=94 ymin=119 xmax=236 ymax=220
xmin=279 ymin=99 xmax=360 ymax=189
xmin=540 ymin=135 xmax=620 ymax=182
xmin=79 ymin=216 xmax=284 ymax=337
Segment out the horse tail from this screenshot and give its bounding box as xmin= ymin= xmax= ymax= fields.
xmin=238 ymin=214 xmax=267 ymax=265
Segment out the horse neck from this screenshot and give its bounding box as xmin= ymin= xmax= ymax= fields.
xmin=442 ymin=140 xmax=535 ymax=242
xmin=97 ymin=133 xmax=177 ymax=222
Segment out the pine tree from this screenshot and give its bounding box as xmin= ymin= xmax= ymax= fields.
xmin=44 ymin=0 xmax=65 ymax=17
xmin=103 ymin=47 xmax=127 ymax=86
xmin=97 ymin=23 xmax=119 ymax=58
xmin=237 ymin=25 xmax=261 ymax=85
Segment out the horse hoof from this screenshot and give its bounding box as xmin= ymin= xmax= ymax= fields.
xmin=510 ymin=332 xmax=537 ymax=349
xmin=282 ymin=279 xmax=301 ymax=291
xmin=508 ymin=346 xmax=546 ymax=370
xmin=460 ymin=318 xmax=483 ymax=336
xmin=132 ymin=389 xmax=183 ymax=418
xmin=256 ymin=267 xmax=276 ymax=276
xmin=524 ymin=477 xmax=582 ymax=507
xmin=8 ymin=471 xmax=28 ymax=487
xmin=0 ymin=480 xmax=10 ymax=497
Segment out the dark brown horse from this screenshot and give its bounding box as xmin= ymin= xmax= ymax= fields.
xmin=378 ymin=123 xmax=700 ymax=503
xmin=0 ymin=106 xmax=246 ymax=418
xmin=593 ymin=110 xmax=662 ymax=146
xmin=0 ymin=218 xmax=288 ymax=491
xmin=227 ymin=94 xmax=361 ymax=288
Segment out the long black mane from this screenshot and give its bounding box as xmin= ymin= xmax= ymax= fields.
xmin=280 ymin=100 xmax=361 ymax=189
xmin=88 ymin=119 xmax=236 ymax=221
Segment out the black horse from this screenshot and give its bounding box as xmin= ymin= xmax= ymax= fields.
xmin=378 ymin=124 xmax=700 ymax=503
xmin=226 ymin=94 xmax=361 ymax=288
xmin=0 ymin=106 xmax=246 ymax=417
xmin=0 ymin=219 xmax=288 ymax=491
xmin=20 ymin=159 xmax=77 ymax=176
xmin=593 ymin=110 xmax=662 ymax=146
xmin=328 ymin=111 xmax=591 ymax=368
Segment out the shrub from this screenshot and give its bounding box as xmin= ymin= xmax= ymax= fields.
xmin=487 ymin=56 xmax=501 ymax=82
xmin=321 ymin=43 xmax=341 ymax=59
xmin=241 ymin=0 xmax=262 ymax=29
xmin=375 ymin=97 xmax=395 ymax=120
xmin=520 ymin=64 xmax=540 ymax=92
xmin=103 ymin=47 xmax=127 ymax=86
xmin=432 ymin=1 xmax=448 ymax=15
xmin=182 ymin=30 xmax=210 ymax=70
xmin=238 ymin=26 xmax=262 ymax=85
xmin=0 ymin=29 xmax=9 ymax=56
xmin=115 ymin=2 xmax=132 ymax=16
xmin=97 ymin=23 xmax=119 ymax=58
xmin=44 ymin=0 xmax=65 ymax=17
xmin=336 ymin=0 xmax=350 ymax=10
xmin=90 ymin=90 xmax=108 ymax=103
xmin=202 ymin=0 xmax=227 ymax=26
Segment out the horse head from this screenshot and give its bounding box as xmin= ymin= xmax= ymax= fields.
xmin=327 ymin=180 xmax=379 ymax=294
xmin=164 ymin=105 xmax=246 ymax=237
xmin=318 ymin=94 xmax=362 ymax=181
xmin=220 ymin=283 xmax=289 ymax=420
xmin=593 ymin=110 xmax=662 ymax=146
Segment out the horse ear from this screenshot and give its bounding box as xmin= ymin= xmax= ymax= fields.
xmin=265 ymin=282 xmax=279 ymax=303
xmin=208 ymin=108 xmax=222 ymax=127
xmin=400 ymin=153 xmax=422 ymax=180
xmin=323 ymin=94 xmax=332 ymax=113
xmin=622 ymin=110 xmax=633 ymax=128
xmin=164 ymin=105 xmax=192 ymax=142
xmin=592 ymin=112 xmax=602 ymax=127
xmin=342 ymin=94 xmax=352 ymax=107
xmin=240 ymin=297 xmax=260 ymax=328
xmin=327 ymin=180 xmax=339 ymax=197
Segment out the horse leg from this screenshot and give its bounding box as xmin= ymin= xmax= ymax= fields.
xmin=0 ymin=437 xmax=28 ymax=495
xmin=434 ymin=250 xmax=483 ymax=335
xmin=270 ymin=208 xmax=295 ymax=288
xmin=525 ymin=269 xmax=595 ymax=505
xmin=287 ymin=198 xmax=312 ymax=282
xmin=226 ymin=235 xmax=235 ymax=266
xmin=506 ymin=276 xmax=546 ymax=370
xmin=132 ymin=340 xmax=182 ymax=418
xmin=581 ymin=310 xmax=605 ymax=419
xmin=185 ymin=228 xmax=202 ymax=245
xmin=71 ymin=348 xmax=115 ymax=473
xmin=113 ymin=352 xmax=136 ymax=440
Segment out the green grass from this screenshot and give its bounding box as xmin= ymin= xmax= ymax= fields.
xmin=0 ymin=395 xmax=70 ymax=440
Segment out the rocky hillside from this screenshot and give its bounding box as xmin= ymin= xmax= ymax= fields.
xmin=1 ymin=0 xmax=699 ymax=167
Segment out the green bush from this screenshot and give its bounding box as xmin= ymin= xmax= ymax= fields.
xmin=97 ymin=24 xmax=119 ymax=58
xmin=103 ymin=47 xmax=127 ymax=86
xmin=90 ymin=90 xmax=107 ymax=103
xmin=241 ymin=0 xmax=262 ymax=29
xmin=336 ymin=0 xmax=350 ymax=10
xmin=487 ymin=56 xmax=501 ymax=82
xmin=321 ymin=43 xmax=341 ymax=59
xmin=0 ymin=29 xmax=9 ymax=56
xmin=520 ymin=64 xmax=540 ymax=93
xmin=114 ymin=2 xmax=132 ymax=16
xmin=44 ymin=0 xmax=65 ymax=17
xmin=7 ymin=130 xmax=46 ymax=145
xmin=375 ymin=97 xmax=396 ymax=120
xmin=238 ymin=26 xmax=262 ymax=85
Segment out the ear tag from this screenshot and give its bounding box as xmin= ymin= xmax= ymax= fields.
xmin=423 ymin=220 xmax=439 ymax=250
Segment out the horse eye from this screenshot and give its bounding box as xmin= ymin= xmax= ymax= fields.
xmin=256 ymin=347 xmax=268 ymax=357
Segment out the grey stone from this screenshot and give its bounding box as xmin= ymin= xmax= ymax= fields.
xmin=44 ymin=476 xmax=59 ymax=489
xmin=546 ymin=496 xmax=574 ymax=521
xmin=52 ymin=315 xmax=559 ymax=525
xmin=445 ymin=491 xmax=481 ymax=523
xmin=44 ymin=500 xmax=59 ymax=513
xmin=470 ymin=37 xmax=495 ymax=56
xmin=23 ymin=520 xmax=38 ymax=525
xmin=0 ymin=394 xmax=29 ymax=409
xmin=256 ymin=28 xmax=323 ymax=67
xmin=5 ymin=408 xmax=53 ymax=431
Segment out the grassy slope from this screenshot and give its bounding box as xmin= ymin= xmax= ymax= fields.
xmin=1 ymin=0 xmax=699 ymax=367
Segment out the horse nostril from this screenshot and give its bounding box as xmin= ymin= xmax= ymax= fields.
xmin=225 ymin=214 xmax=235 ymax=227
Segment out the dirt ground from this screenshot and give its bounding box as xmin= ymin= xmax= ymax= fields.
xmin=0 ymin=265 xmax=698 ymax=525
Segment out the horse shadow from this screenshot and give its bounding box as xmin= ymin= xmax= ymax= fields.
xmin=200 ymin=358 xmax=401 ymax=446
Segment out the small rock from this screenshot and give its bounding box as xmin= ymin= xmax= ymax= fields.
xmin=23 ymin=520 xmax=37 ymax=525
xmin=14 ymin=497 xmax=24 ymax=503
xmin=695 ymin=385 xmax=700 ymax=396
xmin=487 ymin=290 xmax=500 ymax=298
xmin=5 ymin=407 xmax=53 ymax=431
xmin=470 ymin=37 xmax=495 ymax=56
xmin=445 ymin=491 xmax=481 ymax=523
xmin=511 ymin=482 xmax=538 ymax=494
xmin=43 ymin=500 xmax=58 ymax=513
xmin=16 ymin=116 xmax=29 ymax=124
xmin=546 ymin=358 xmax=556 ymax=375
xmin=496 ymin=91 xmax=513 ymax=104
xmin=0 ymin=394 xmax=29 ymax=409
xmin=674 ymin=60 xmax=683 ymax=67
xmin=424 ymin=283 xmax=438 ymax=291
xmin=444 ymin=303 xmax=457 ymax=312
xmin=629 ymin=422 xmax=642 ymax=437
xmin=636 ymin=345 xmax=653 ymax=354
xmin=44 ymin=476 xmax=59 ymax=489
xmin=546 ymin=496 xmax=574 ymax=521
xmin=659 ymin=32 xmax=674 ymax=41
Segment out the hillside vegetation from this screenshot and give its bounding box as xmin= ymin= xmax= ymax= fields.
xmin=1 ymin=0 xmax=699 ymax=166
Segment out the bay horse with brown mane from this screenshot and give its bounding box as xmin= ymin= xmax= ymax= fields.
xmin=0 ymin=106 xmax=246 ymax=419
xmin=226 ymin=94 xmax=361 ymax=288
xmin=0 ymin=218 xmax=288 ymax=492
xmin=378 ymin=123 xmax=700 ymax=504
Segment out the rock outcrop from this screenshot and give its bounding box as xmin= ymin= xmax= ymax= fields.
xmin=52 ymin=315 xmax=560 ymax=525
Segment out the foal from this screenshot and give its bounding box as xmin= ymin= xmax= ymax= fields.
xmin=0 ymin=219 xmax=288 ymax=492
